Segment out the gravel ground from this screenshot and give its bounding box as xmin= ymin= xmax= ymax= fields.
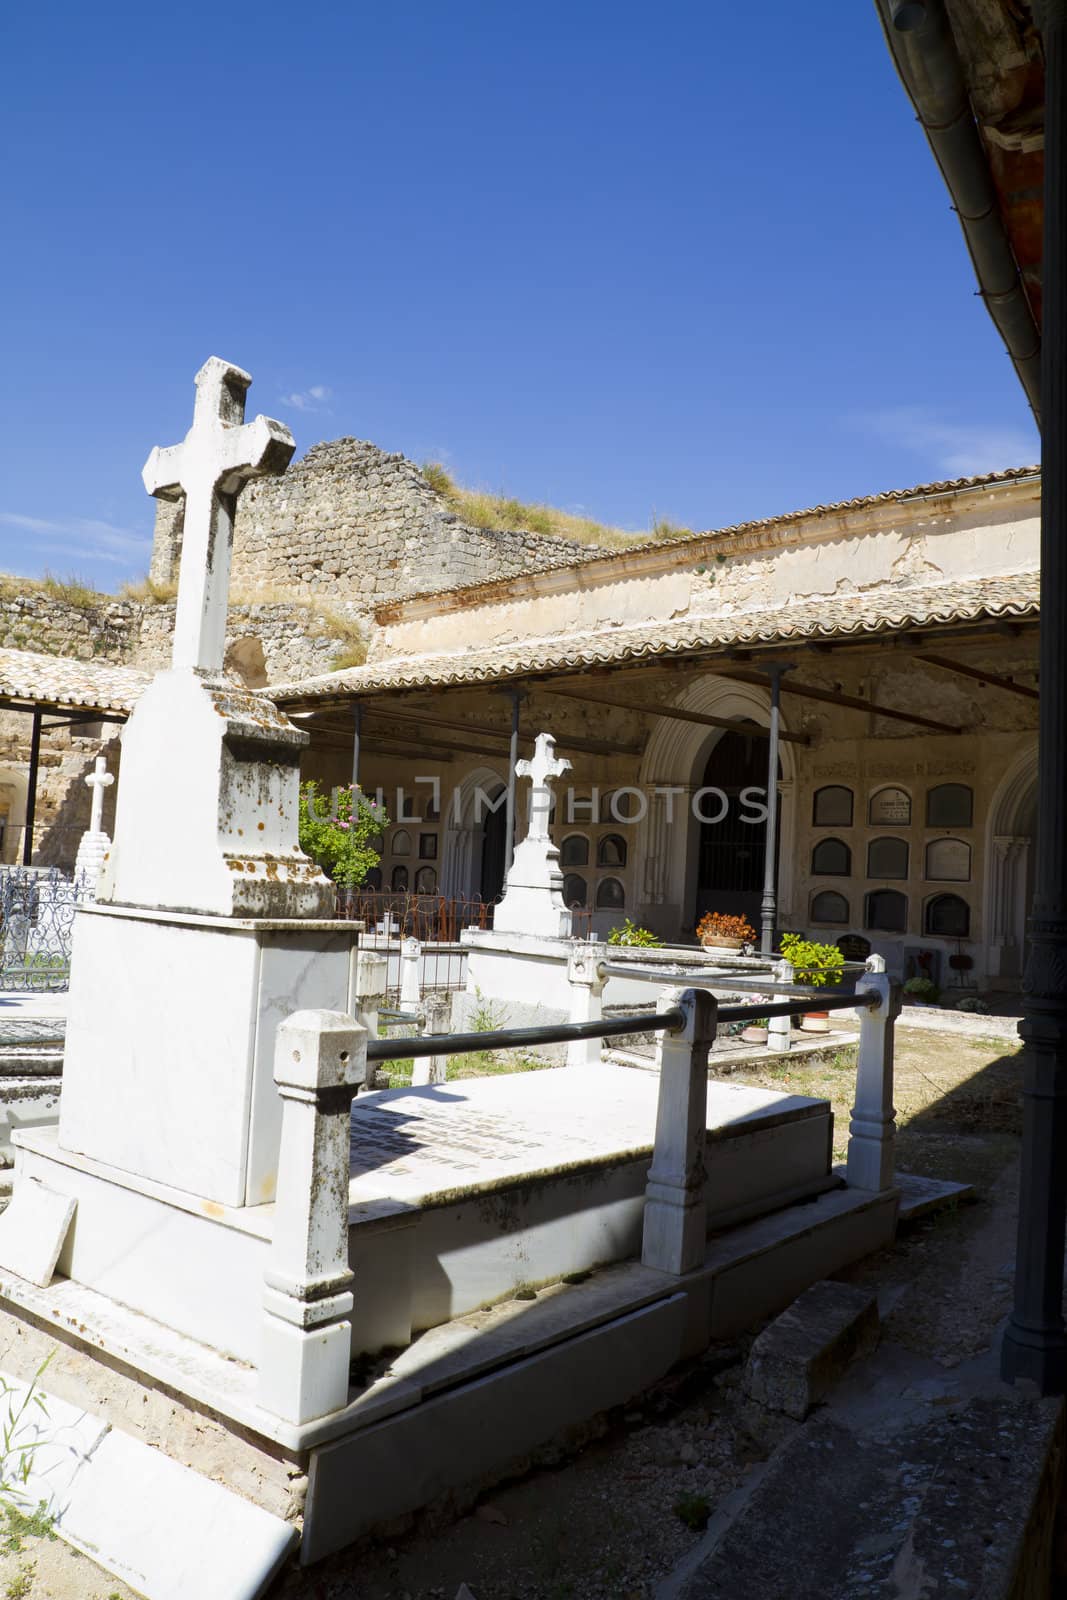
xmin=275 ymin=1351 xmax=761 ymax=1600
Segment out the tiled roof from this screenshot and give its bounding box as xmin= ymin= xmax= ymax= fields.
xmin=272 ymin=570 xmax=1040 ymax=705
xmin=0 ymin=648 xmax=150 ymax=715
xmin=371 ymin=464 xmax=1041 ymax=618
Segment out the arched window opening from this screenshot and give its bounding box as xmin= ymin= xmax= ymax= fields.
xmin=595 ymin=877 xmax=625 ymax=910
xmin=811 ymin=890 xmax=849 ymax=925
xmin=563 ymin=873 xmax=587 ymax=908
xmin=597 ymin=833 xmax=627 ymax=868
xmin=925 ymin=893 xmax=970 ymax=937
xmin=926 ymin=784 xmax=973 ymax=828
xmin=391 ymin=864 xmax=409 ymax=893
xmin=867 ymin=837 xmax=909 ymax=880
xmin=560 ymin=835 xmax=589 ymax=868
xmin=813 ymin=786 xmax=853 ymax=827
xmin=865 ymin=889 xmax=908 ymax=933
xmin=811 ymin=837 xmax=851 ymax=876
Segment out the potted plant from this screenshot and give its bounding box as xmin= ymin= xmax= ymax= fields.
xmin=779 ymin=933 xmax=845 ymax=1032
xmin=696 ymin=912 xmax=756 ymax=952
xmin=903 ymin=975 xmax=940 ymax=1007
xmin=740 ymin=1010 xmax=770 ymax=1045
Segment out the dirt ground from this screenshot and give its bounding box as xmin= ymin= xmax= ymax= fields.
xmin=267 ymin=1026 xmax=1025 ymax=1600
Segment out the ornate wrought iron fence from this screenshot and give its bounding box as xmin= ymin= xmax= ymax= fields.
xmin=0 ymin=865 xmax=92 ymax=992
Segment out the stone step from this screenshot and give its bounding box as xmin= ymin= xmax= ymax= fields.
xmin=742 ymin=1280 xmax=880 ymax=1420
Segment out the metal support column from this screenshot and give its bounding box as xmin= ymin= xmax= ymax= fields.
xmin=22 ymin=710 xmax=42 ymax=867
xmin=1002 ymin=0 xmax=1067 ymax=1394
xmin=503 ymin=689 xmax=523 ymax=876
xmin=351 ymin=701 xmax=363 ymax=790
xmin=759 ymin=665 xmax=788 ymax=955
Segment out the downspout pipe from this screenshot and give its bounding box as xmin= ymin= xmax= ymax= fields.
xmin=874 ymin=0 xmax=1042 ymax=421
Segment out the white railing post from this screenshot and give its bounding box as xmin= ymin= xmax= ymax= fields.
xmin=641 ymin=987 xmax=718 ymax=1275
xmin=353 ymin=948 xmax=388 ymax=1091
xmin=566 ymin=942 xmax=608 ymax=1067
xmin=768 ymin=957 xmax=793 ymax=1053
xmin=412 ymin=993 xmax=451 ymax=1086
xmin=846 ymin=970 xmax=901 ymax=1193
xmin=399 ymin=936 xmax=421 ymax=1010
xmin=259 ymin=1010 xmax=366 ymax=1426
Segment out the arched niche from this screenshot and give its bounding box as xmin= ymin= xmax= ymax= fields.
xmin=811 ymin=889 xmax=849 ymax=925
xmin=811 ymin=837 xmax=851 ymax=876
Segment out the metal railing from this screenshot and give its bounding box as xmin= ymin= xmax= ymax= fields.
xmin=366 ymin=989 xmax=878 ymax=1064
xmin=0 ymin=864 xmax=94 ymax=992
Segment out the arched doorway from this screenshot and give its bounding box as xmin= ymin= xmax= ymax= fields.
xmin=440 ymin=767 xmax=509 ymax=903
xmin=695 ymin=726 xmax=780 ymax=932
xmin=985 ymin=744 xmax=1038 ymax=989
xmin=636 ymin=675 xmax=797 ymax=939
xmin=480 ymin=785 xmax=508 ymax=902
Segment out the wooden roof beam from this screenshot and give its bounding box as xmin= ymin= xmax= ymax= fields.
xmin=356 ymin=701 xmax=642 ymax=759
xmin=917 ymin=653 xmax=1039 ymax=701
xmin=540 ymin=685 xmax=809 ymax=745
xmin=714 ymin=668 xmax=964 ymax=735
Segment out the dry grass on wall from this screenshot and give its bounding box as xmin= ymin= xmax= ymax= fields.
xmin=420 ymin=462 xmax=695 ymax=550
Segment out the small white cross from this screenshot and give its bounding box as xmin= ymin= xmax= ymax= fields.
xmin=84 ymin=755 xmax=114 ymax=835
xmin=142 ymin=358 xmax=295 ymax=674
xmin=516 ymin=732 xmax=572 ymax=844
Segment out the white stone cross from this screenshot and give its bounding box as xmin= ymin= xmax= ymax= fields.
xmin=516 ymin=732 xmax=572 ymax=844
xmin=142 ymin=357 xmax=295 ymax=674
xmin=84 ymin=756 xmax=114 ymax=835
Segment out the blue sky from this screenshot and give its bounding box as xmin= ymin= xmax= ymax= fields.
xmin=0 ymin=1 xmax=1040 ymax=591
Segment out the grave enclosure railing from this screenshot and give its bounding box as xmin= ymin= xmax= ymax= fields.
xmin=0 ymin=863 xmax=94 ymax=993
xmin=365 ymin=974 xmax=898 ymax=1263
xmin=264 ymin=975 xmax=898 ymax=1424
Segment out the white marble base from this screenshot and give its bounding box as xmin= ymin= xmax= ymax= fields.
xmin=16 ymin=1065 xmax=831 ymax=1366
xmin=0 ymin=1365 xmax=295 ymax=1599
xmin=459 ymin=927 xmax=578 ymax=1027
xmin=58 ymin=903 xmax=360 ymax=1207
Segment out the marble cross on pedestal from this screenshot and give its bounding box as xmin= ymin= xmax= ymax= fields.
xmin=84 ymin=756 xmax=114 ymax=835
xmin=516 ymin=732 xmax=572 ymax=844
xmin=142 ymin=358 xmax=295 ymax=674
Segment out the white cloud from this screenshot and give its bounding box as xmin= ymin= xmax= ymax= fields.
xmin=278 ymin=385 xmax=332 ymax=414
xmin=0 ymin=511 xmax=151 ymax=566
xmin=853 ymin=406 xmax=1038 ymax=477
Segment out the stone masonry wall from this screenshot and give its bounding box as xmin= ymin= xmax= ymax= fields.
xmin=151 ymin=439 xmax=591 ymax=612
xmin=0 ymin=592 xmax=345 ymax=685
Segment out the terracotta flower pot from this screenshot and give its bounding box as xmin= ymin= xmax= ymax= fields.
xmin=741 ymin=1025 xmax=769 ymax=1044
xmin=701 ymin=935 xmax=744 ymax=951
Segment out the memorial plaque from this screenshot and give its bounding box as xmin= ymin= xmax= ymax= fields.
xmin=869 ymin=787 xmax=911 ymax=826
xmin=837 ymin=934 xmax=871 ymax=962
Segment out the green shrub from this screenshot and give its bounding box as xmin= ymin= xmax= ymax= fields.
xmin=298 ymin=781 xmax=389 ymax=888
xmin=956 ymin=996 xmax=990 ymax=1014
xmin=778 ymin=934 xmax=844 ymax=988
xmin=607 ymin=918 xmax=663 ymax=948
xmin=903 ymin=975 xmax=940 ymax=1005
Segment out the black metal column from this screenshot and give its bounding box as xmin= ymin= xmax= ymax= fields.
xmin=350 ymin=701 xmax=363 ymax=790
xmin=22 ymin=710 xmax=41 ymax=867
xmin=759 ymin=666 xmax=787 ymax=955
xmin=503 ymin=689 xmax=523 ymax=876
xmin=1002 ymin=0 xmax=1067 ymax=1394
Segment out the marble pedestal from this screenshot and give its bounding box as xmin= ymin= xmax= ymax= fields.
xmin=58 ymin=904 xmax=360 ymax=1208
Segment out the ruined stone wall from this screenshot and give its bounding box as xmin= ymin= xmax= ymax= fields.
xmin=0 ymin=591 xmax=345 ymax=685
xmin=151 ymin=439 xmax=591 ymax=613
xmin=0 ymin=588 xmax=350 ymax=867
